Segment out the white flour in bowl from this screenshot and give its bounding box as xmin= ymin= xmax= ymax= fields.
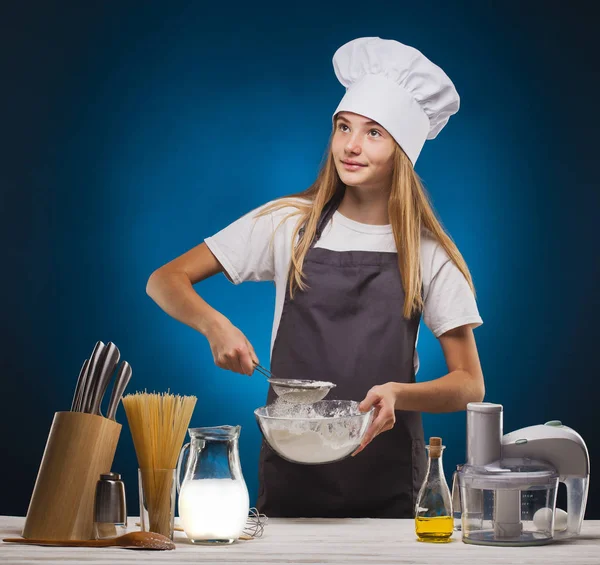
xmin=266 ymin=398 xmax=358 ymax=419
xmin=259 ymin=400 xmax=372 ymax=464
xmin=267 ymin=428 xmax=357 ymax=463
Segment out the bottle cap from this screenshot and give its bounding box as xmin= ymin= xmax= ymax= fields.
xmin=100 ymin=472 xmax=121 ymax=481
xmin=428 ymin=437 xmax=443 ymax=458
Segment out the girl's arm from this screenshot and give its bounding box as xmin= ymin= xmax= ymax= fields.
xmin=146 ymin=242 xmax=258 ymax=375
xmin=353 ymin=325 xmax=484 ymax=455
xmin=394 ymin=325 xmax=484 ymax=412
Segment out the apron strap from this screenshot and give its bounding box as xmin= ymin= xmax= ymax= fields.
xmin=298 ymin=186 xmax=345 ymax=247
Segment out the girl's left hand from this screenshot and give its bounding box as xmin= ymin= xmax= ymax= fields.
xmin=352 ymin=383 xmax=399 ymax=457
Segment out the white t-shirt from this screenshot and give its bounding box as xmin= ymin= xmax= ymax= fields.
xmin=204 ymin=199 xmax=483 ymax=374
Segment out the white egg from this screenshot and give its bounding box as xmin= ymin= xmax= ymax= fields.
xmin=533 ymin=507 xmax=553 ymax=530
xmin=554 ymin=508 xmax=568 ymax=532
xmin=532 ymin=507 xmax=568 ymax=532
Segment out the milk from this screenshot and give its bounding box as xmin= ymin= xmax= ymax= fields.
xmin=179 ymin=479 xmax=249 ymax=542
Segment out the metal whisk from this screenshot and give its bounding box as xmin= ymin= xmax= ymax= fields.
xmin=243 ymin=507 xmax=268 ymax=538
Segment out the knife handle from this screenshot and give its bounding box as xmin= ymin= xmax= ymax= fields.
xmin=106 ymin=361 xmax=132 ymax=421
xmin=80 ymin=341 xmax=106 ymax=413
xmin=89 ymin=343 xmax=120 ymax=416
xmin=70 ymin=359 xmax=89 ymax=412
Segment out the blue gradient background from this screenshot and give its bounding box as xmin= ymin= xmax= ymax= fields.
xmin=3 ymin=1 xmax=598 ymax=518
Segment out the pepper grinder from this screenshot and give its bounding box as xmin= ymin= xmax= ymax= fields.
xmin=94 ymin=472 xmax=127 ymax=539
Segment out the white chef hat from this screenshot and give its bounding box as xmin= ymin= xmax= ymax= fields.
xmin=332 ymin=37 xmax=460 ymax=165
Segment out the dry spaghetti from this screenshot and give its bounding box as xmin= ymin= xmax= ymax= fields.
xmin=123 ymin=391 xmax=196 ymax=538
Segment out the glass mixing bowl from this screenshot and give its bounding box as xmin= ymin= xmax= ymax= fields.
xmin=254 ymin=400 xmax=374 ymax=465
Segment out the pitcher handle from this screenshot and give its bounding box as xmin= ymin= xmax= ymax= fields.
xmin=176 ymin=442 xmax=190 ymax=494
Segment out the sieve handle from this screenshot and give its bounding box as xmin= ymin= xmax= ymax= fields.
xmin=176 ymin=442 xmax=190 ymax=493
xmin=254 ymin=363 xmax=276 ymax=381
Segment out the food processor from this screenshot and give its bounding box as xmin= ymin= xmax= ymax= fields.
xmin=457 ymin=402 xmax=590 ymax=546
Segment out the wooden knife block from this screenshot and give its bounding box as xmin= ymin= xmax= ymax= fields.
xmin=22 ymin=411 xmax=122 ymax=540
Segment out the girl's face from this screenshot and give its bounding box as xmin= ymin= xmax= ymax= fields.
xmin=332 ymin=112 xmax=396 ymax=192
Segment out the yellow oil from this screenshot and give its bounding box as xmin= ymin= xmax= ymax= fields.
xmin=415 ymin=516 xmax=454 ymax=543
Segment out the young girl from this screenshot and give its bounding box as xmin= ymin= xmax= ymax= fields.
xmin=147 ymin=37 xmax=485 ymax=519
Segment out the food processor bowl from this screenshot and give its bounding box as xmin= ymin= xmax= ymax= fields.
xmin=458 ymin=457 xmax=559 ymax=546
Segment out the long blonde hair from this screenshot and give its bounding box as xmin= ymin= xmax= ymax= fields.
xmin=255 ymin=136 xmax=475 ymax=319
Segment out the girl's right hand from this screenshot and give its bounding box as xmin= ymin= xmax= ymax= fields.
xmin=205 ymin=318 xmax=258 ymax=376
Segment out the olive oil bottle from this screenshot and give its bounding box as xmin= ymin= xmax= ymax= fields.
xmin=415 ymin=437 xmax=453 ymax=543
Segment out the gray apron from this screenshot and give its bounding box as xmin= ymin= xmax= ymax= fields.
xmin=256 ymin=189 xmax=425 ymax=518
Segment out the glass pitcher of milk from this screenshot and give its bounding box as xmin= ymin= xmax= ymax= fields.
xmin=176 ymin=425 xmax=250 ymax=544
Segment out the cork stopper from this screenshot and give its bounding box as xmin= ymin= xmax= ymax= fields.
xmin=428 ymin=436 xmax=443 ymax=458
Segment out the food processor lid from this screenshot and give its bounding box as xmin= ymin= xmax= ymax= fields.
xmin=466 ymin=401 xmax=503 ymax=413
xmin=459 ymin=457 xmax=559 ymax=489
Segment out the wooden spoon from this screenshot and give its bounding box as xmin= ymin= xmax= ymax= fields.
xmin=2 ymin=531 xmax=175 ymax=550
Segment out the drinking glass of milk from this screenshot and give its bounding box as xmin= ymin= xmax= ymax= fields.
xmin=176 ymin=425 xmax=250 ymax=544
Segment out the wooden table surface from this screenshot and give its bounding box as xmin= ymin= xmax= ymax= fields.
xmin=2 ymin=516 xmax=600 ymax=564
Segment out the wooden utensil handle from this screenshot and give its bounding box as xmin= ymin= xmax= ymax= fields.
xmin=3 ymin=537 xmax=111 ymax=547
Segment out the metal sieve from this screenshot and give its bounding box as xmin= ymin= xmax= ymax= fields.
xmin=253 ymin=363 xmax=336 ymax=404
